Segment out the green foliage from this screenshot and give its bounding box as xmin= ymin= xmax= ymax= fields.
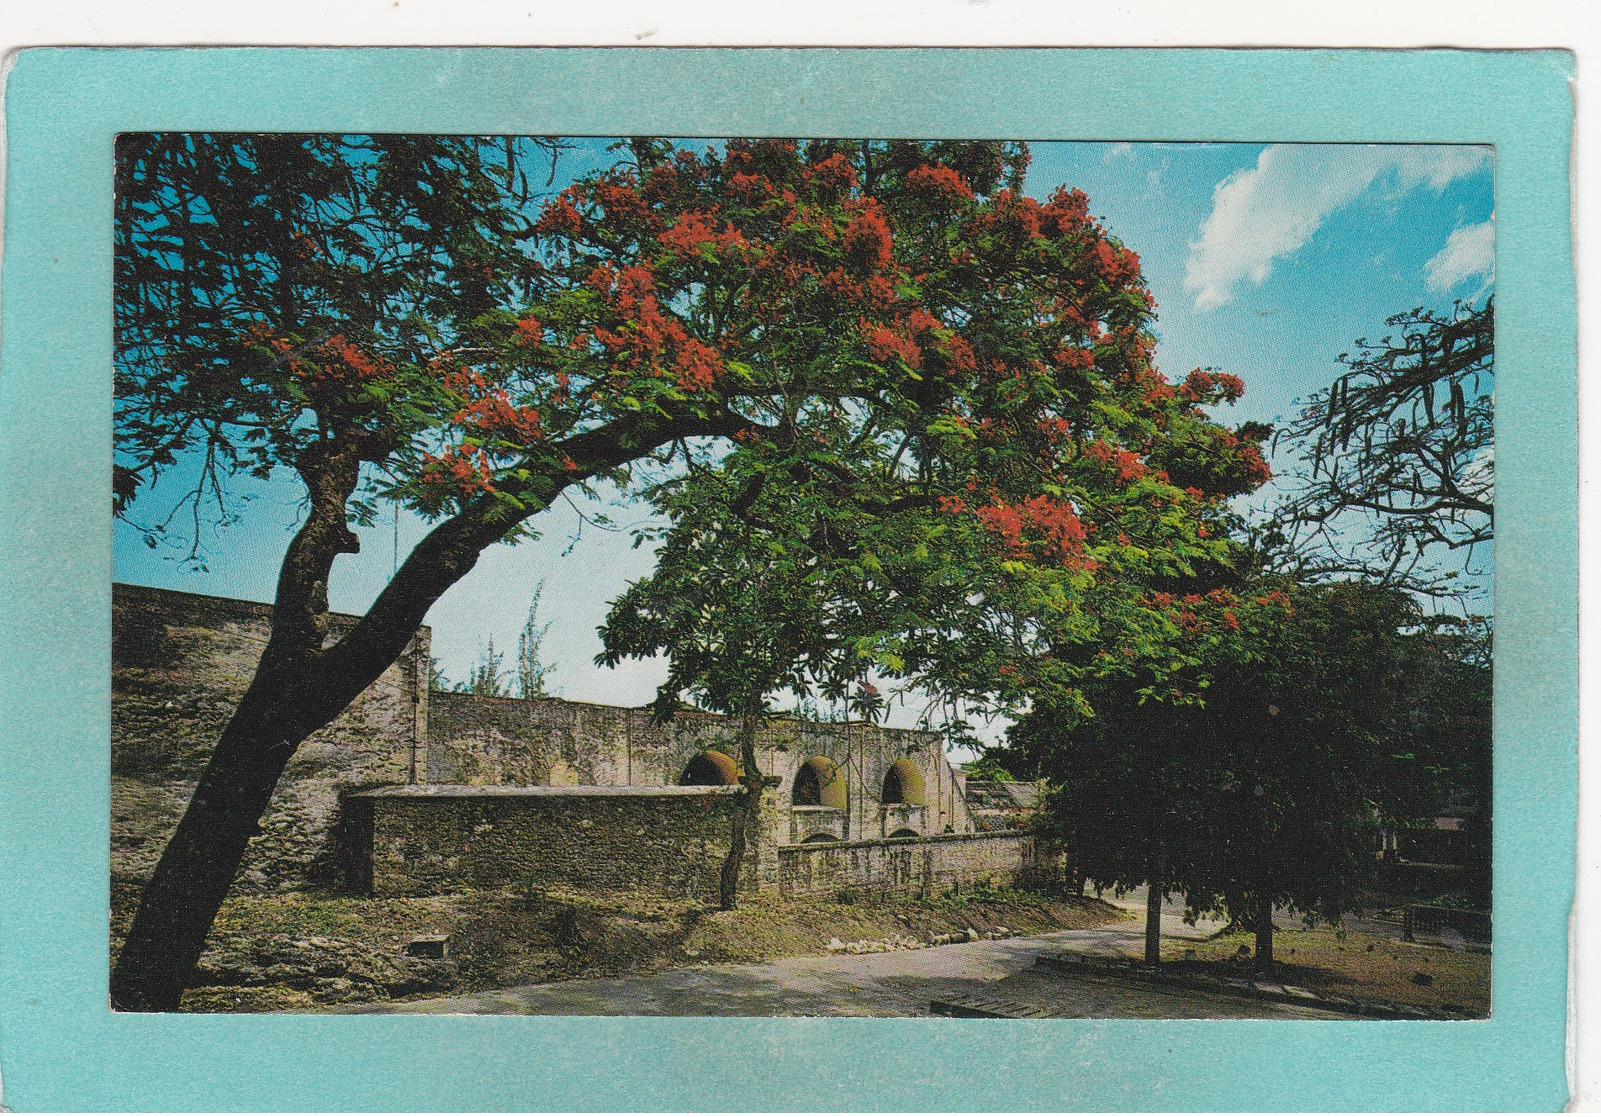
xmin=516 ymin=580 xmax=557 ymax=699
xmin=962 ymin=754 xmax=1015 ymax=782
xmin=1020 ymin=578 xmax=1490 ymax=932
xmin=464 ymin=638 xmax=512 ymax=697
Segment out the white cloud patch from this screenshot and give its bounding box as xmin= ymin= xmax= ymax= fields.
xmin=1102 ymin=141 xmax=1134 ymax=163
xmin=1424 ymin=219 xmax=1495 ymax=293
xmin=1184 ymin=145 xmax=1491 ymax=311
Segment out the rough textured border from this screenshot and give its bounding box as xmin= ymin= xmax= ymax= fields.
xmin=0 ymin=47 xmax=1576 ymax=1111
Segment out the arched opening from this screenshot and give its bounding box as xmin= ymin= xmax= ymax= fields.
xmin=881 ymin=759 xmax=926 ymax=806
xmin=679 ymin=749 xmax=739 ymax=786
xmin=792 ymin=756 xmax=847 ymax=809
xmin=800 ymin=832 xmax=840 ymax=844
xmin=888 ymin=827 xmax=920 ymax=839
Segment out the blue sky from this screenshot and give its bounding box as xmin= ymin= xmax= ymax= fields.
xmin=114 ymin=140 xmax=1495 ymax=731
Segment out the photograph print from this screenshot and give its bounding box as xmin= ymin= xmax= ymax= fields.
xmin=110 ymin=134 xmax=1493 ymax=1018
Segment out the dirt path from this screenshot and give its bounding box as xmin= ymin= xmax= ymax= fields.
xmin=342 ymin=898 xmax=1344 ymax=1019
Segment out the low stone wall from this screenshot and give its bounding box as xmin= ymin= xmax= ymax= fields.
xmin=348 ymin=784 xmax=763 ymax=901
xmin=776 ymin=831 xmax=1048 ymax=900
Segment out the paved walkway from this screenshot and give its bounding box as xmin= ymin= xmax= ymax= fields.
xmin=344 ymin=889 xmax=1346 ymax=1019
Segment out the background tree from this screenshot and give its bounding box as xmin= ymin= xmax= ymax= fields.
xmin=1008 ymin=579 xmax=1478 ymax=967
xmin=1270 ymin=298 xmax=1493 ymax=600
xmin=516 ymin=580 xmax=557 ymax=699
xmin=463 ymin=638 xmax=511 ymax=697
xmin=599 ymin=444 xmax=894 ymax=907
xmin=112 ymin=134 xmax=1268 ymax=1009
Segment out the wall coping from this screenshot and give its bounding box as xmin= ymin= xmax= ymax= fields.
xmin=350 ymin=783 xmax=741 ymax=800
xmin=778 ymin=829 xmax=1028 ymax=853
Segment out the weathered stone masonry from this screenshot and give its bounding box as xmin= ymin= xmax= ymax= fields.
xmin=112 ymin=582 xmax=1044 ymax=905
xmin=350 ymin=785 xmax=760 ymax=898
xmin=112 ymin=583 xmax=429 ymax=895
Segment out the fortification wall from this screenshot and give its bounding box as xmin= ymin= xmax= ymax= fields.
xmin=348 ymin=786 xmax=1039 ymax=903
xmin=427 ymin=692 xmax=977 ymax=838
xmin=349 ymin=784 xmax=771 ymax=899
xmin=111 ymin=583 xmax=428 ymax=896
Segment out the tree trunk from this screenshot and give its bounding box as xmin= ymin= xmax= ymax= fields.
xmin=718 ymin=700 xmax=765 ymax=910
xmin=110 ymin=408 xmax=754 ymax=1011
xmin=1144 ymin=854 xmax=1164 ymax=966
xmin=1255 ymin=891 xmax=1274 ymax=969
xmin=110 ymin=706 xmax=299 ymax=1010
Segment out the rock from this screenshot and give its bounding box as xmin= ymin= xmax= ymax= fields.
xmin=1411 ymin=971 xmax=1434 ymax=986
xmin=994 ymin=926 xmax=1009 ymax=937
xmin=404 ymin=934 xmax=449 ymax=959
xmin=825 ymin=937 xmax=846 ymax=952
xmin=965 ymin=927 xmax=980 ymax=943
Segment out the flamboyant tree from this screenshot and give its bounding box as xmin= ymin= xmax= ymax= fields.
xmin=112 ymin=134 xmax=1270 ymax=1009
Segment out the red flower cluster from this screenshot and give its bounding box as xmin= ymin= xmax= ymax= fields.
xmin=1038 ymin=186 xmax=1090 ymax=237
xmin=1236 ymin=442 xmax=1272 ymax=486
xmin=1084 ymin=439 xmax=1148 ymax=485
xmin=967 ymin=188 xmax=1042 ymax=245
xmin=1180 ymin=368 xmax=1246 ymax=404
xmin=265 ymin=333 xmax=393 ymax=387
xmin=860 ymin=319 xmax=921 ymax=368
xmin=842 ymin=201 xmax=894 ymax=274
xmin=658 ymin=211 xmax=749 ymax=259
xmin=592 ymin=179 xmax=653 ymax=228
xmin=804 ymin=152 xmax=858 ymax=193
xmin=951 ymin=493 xmax=1089 ymax=566
xmin=418 ymin=445 xmax=497 ymax=498
xmin=534 ymin=194 xmax=583 ymax=236
xmin=1054 ymin=345 xmax=1096 ymax=372
xmin=1091 ymin=240 xmax=1142 ymax=286
xmin=591 ymin=263 xmax=727 ymax=393
xmin=453 ymin=392 xmax=545 ymax=443
xmin=905 ymin=163 xmax=974 ymax=204
xmin=513 ymin=315 xmax=543 ymax=346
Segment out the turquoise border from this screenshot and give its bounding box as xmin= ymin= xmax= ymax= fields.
xmin=0 ymin=48 xmax=1575 ymax=1111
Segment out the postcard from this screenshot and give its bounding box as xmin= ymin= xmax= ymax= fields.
xmin=0 ymin=47 xmax=1576 ymax=1111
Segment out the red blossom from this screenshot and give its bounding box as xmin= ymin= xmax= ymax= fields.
xmin=1237 ymin=443 xmax=1272 ymax=486
xmin=534 ymin=194 xmax=583 ymax=236
xmin=860 ymin=319 xmax=922 ymax=368
xmin=804 ymin=152 xmax=858 ymax=193
xmin=905 ymin=163 xmax=974 ymax=204
xmin=513 ymin=315 xmax=543 ymax=346
xmin=842 ymin=203 xmax=894 ymax=274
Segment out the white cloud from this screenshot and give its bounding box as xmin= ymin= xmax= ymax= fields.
xmin=1102 ymin=141 xmax=1134 ymax=163
xmin=1184 ymin=144 xmax=1491 ymax=312
xmin=1425 ymin=219 xmax=1496 ymax=293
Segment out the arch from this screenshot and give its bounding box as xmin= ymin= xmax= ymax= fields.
xmin=800 ymin=832 xmax=841 ymax=844
xmin=888 ymin=827 xmax=921 ymax=839
xmin=679 ymin=749 xmax=739 ymax=786
xmin=792 ymin=756 xmax=847 ymax=809
xmin=880 ymin=759 xmax=926 ymax=806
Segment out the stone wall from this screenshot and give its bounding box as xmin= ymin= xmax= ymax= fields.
xmin=776 ymin=831 xmax=1049 ymax=900
xmin=350 ymin=784 xmax=764 ymax=900
xmin=111 ymin=583 xmax=429 ymax=895
xmin=348 ymin=786 xmax=1041 ymax=904
xmin=427 ymin=692 xmax=978 ymax=840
